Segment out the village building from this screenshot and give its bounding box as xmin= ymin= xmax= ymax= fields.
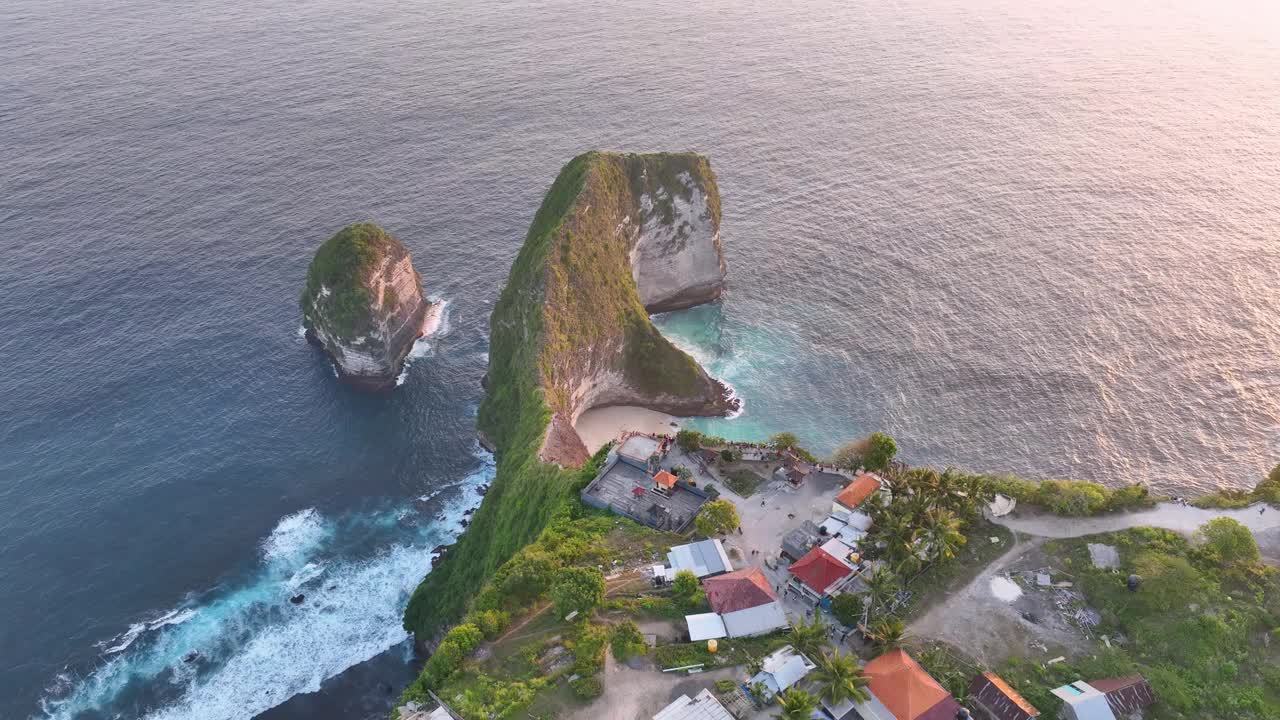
xmin=1052 ymin=676 xmax=1155 ymax=720
xmin=652 ymin=688 xmax=736 ymax=720
xmin=667 ymin=539 xmax=734 ymax=579
xmin=782 ymin=519 xmax=823 ymax=561
xmin=832 ymin=472 xmax=882 ymax=519
xmin=703 ymin=567 xmax=788 ymax=637
xmin=579 ymin=434 xmax=711 ymax=532
xmin=617 ymin=433 xmax=664 ymax=470
xmin=1050 ymin=681 xmax=1114 ymax=720
xmin=747 ymin=645 xmax=815 ymax=700
xmin=831 ymin=649 xmax=961 ymax=720
xmin=968 ymin=672 xmax=1039 ymax=720
xmin=788 ymin=540 xmax=858 ymax=602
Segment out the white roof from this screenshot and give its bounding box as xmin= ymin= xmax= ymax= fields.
xmin=619 ymin=434 xmax=662 ymax=461
xmin=751 ymin=645 xmax=814 ymax=693
xmin=653 ymin=689 xmax=736 ymax=720
xmin=819 ymin=537 xmax=858 ymax=567
xmin=685 ymin=612 xmax=727 ymax=641
xmin=819 ymin=516 xmax=848 ymax=536
xmin=721 ymin=601 xmax=788 ymax=638
xmin=845 ymin=511 xmax=874 ymax=532
xmin=426 ymin=708 xmax=452 ymax=720
xmin=1052 ymin=681 xmax=1117 ymax=720
xmin=668 ymin=539 xmax=733 ymax=578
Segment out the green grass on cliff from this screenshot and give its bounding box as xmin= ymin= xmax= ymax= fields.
xmin=300 ymin=223 xmax=391 ymax=339
xmin=402 ymin=152 xmax=719 ymax=640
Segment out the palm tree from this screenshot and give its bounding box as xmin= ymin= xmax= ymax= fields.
xmin=922 ymin=508 xmax=967 ymax=563
xmin=787 ymin=616 xmax=830 ymax=659
xmin=869 ymin=618 xmax=907 ymax=652
xmin=811 ymin=651 xmax=872 ymax=706
xmin=777 ymin=688 xmax=821 ymax=720
xmin=863 ymin=566 xmax=898 ymax=616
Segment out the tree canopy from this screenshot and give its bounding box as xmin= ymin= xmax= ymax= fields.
xmin=550 ymin=566 xmax=605 ymax=618
xmin=695 ymin=499 xmax=740 ymax=537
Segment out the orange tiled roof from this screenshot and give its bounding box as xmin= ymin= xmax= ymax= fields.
xmin=835 ymin=473 xmax=879 ymax=510
xmin=654 ymin=470 xmax=678 ymax=488
xmin=703 ymin=567 xmax=778 ymax=614
xmin=864 ymin=649 xmax=960 ymax=720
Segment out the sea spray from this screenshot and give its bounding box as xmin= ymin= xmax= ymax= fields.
xmin=38 ymin=449 xmax=495 ymax=720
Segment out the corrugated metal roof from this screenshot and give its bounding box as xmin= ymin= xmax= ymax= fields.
xmin=969 ymin=672 xmax=1040 ymax=720
xmin=685 ymin=612 xmax=727 ymax=641
xmin=721 ymin=601 xmax=788 ymax=638
xmin=652 ymin=689 xmax=736 ymax=720
xmin=668 ymin=539 xmax=732 ymax=578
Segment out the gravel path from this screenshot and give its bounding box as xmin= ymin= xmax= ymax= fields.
xmin=991 ymin=502 xmax=1280 ymax=559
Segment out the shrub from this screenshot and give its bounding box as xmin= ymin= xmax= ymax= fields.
xmin=467 ymin=609 xmax=510 ymax=639
xmin=570 ymin=623 xmax=610 ymax=675
xmin=1037 ymin=480 xmax=1108 ymax=516
xmin=551 ymin=566 xmax=605 ymax=619
xmin=676 ymin=429 xmax=703 ymax=452
xmin=1106 ymin=483 xmax=1152 ymax=512
xmin=419 ymin=622 xmax=484 ymax=688
xmin=1255 ymin=464 xmax=1280 ymax=504
xmin=570 ymin=676 xmax=603 ymax=700
xmin=715 ymin=679 xmax=737 ymax=693
xmin=610 ymin=620 xmax=646 ymax=661
xmin=830 ymin=593 xmax=864 ymax=627
xmin=1196 ymin=517 xmax=1260 ymax=569
xmin=720 ymin=448 xmax=741 ymax=462
xmin=695 ymin=500 xmax=740 ymax=537
xmin=497 ymin=547 xmax=560 ymax=604
xmin=672 ymin=570 xmax=699 ymax=600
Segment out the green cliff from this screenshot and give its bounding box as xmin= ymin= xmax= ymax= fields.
xmin=403 ymin=151 xmax=735 ymax=640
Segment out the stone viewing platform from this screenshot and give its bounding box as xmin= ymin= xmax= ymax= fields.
xmin=579 ymin=433 xmax=712 ymax=532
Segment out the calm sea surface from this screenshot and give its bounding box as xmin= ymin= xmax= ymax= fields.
xmin=2 ymin=0 xmax=1278 ymax=717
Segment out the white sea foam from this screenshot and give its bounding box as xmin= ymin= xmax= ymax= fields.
xmin=148 ymin=609 xmax=198 ymax=630
xmin=260 ymin=508 xmax=328 ymax=567
xmin=39 ymin=449 xmax=497 ymax=720
xmin=397 ymin=298 xmax=451 ymax=386
xmin=102 ymin=623 xmax=146 ymax=655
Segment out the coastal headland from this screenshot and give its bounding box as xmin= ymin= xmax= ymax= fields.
xmin=403 ymin=151 xmax=738 ymax=645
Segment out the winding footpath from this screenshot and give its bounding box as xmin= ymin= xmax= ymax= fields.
xmin=990 ymin=501 xmax=1280 ymax=560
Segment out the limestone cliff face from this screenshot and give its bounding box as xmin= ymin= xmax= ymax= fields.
xmin=630 ymin=167 xmax=726 ymax=313
xmin=300 ymin=223 xmax=432 ymax=390
xmin=479 ymin=152 xmax=737 ymax=467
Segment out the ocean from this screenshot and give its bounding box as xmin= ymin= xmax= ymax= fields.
xmin=1 ymin=0 xmax=1277 ymax=717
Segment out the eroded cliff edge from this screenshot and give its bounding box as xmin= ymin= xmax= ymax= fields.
xmin=301 ymin=223 xmax=433 ymax=390
xmin=404 ymin=151 xmax=734 ymax=641
xmin=486 ymin=151 xmax=736 ymax=467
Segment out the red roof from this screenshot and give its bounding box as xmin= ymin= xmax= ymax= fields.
xmin=1091 ymin=675 xmax=1156 ymax=714
xmin=864 ymin=649 xmax=962 ymax=720
xmin=654 ymin=470 xmax=678 ymax=488
xmin=703 ymin=567 xmax=778 ymax=614
xmin=835 ymin=473 xmax=879 ymax=510
xmin=969 ymin=672 xmax=1039 ymax=720
xmin=789 ymin=546 xmax=852 ymax=594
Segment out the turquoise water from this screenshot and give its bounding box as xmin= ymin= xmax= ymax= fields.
xmin=2 ymin=0 xmax=1278 ymax=717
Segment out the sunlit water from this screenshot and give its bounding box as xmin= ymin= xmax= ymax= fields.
xmin=2 ymin=0 xmax=1278 ymax=717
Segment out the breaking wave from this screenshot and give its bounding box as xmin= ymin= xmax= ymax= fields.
xmin=37 ymin=449 xmax=495 ymax=720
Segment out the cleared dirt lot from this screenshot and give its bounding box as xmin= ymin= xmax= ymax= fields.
xmin=565 ymin=649 xmax=742 ymax=720
xmin=909 ymin=538 xmax=1099 ymax=667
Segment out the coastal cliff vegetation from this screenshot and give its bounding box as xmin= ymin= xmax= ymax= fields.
xmin=301 ymin=223 xmax=388 ymax=340
xmin=403 ymin=152 xmax=728 ymax=643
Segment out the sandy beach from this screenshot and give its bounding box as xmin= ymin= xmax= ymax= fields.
xmin=573 ymin=406 xmax=680 ymax=453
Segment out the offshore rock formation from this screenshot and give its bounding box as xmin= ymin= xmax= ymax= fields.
xmin=300 ymin=223 xmax=433 ymax=390
xmin=482 ymin=151 xmax=737 ymax=467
